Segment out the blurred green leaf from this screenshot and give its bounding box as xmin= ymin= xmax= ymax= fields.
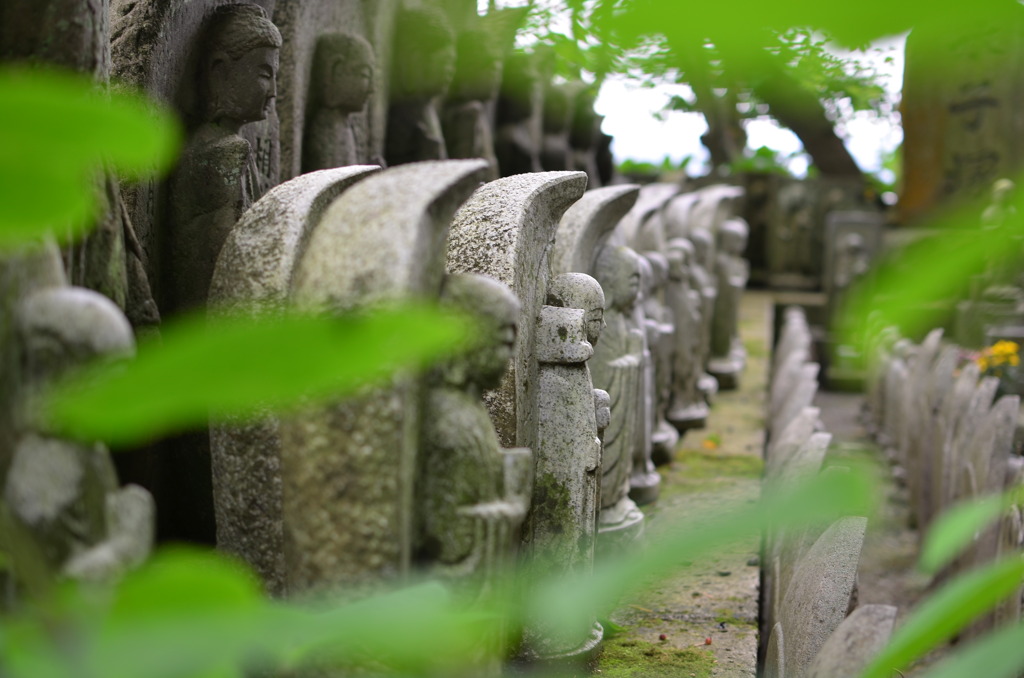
xmin=44 ymin=304 xmax=473 ymax=446
xmin=919 ymin=622 xmax=1024 ymax=678
xmin=919 ymin=494 xmax=1006 ymax=575
xmin=860 ymin=557 xmax=1024 ymax=678
xmin=842 ymin=176 xmax=1024 ymax=343
xmin=0 ymin=67 xmax=180 ymax=248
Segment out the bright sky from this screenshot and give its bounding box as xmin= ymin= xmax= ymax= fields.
xmin=594 ymin=35 xmax=907 ymax=179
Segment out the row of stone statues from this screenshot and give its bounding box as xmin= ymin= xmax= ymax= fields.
xmin=0 ymin=0 xmax=626 ymax=544
xmin=0 ymin=161 xmax=751 ymax=665
xmin=0 ymin=0 xmax=752 ymax=669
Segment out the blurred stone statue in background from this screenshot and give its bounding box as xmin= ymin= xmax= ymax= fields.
xmin=386 ymin=5 xmax=456 ymax=166
xmin=442 ymin=26 xmax=503 ymax=180
xmin=4 ymin=282 xmax=154 ymax=594
xmin=302 ymin=32 xmax=376 ymax=171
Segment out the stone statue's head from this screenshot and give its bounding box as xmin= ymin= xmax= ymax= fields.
xmin=666 ymin=238 xmax=694 ymax=280
xmin=310 ymin=33 xmax=375 ymax=113
xmin=439 ymin=273 xmax=519 ymax=391
xmin=391 ymin=5 xmax=456 ymax=101
xmin=643 ymin=252 xmax=669 ymax=292
xmin=17 ymin=287 xmax=135 ymax=391
xmin=548 ymin=272 xmax=606 ymax=347
xmin=449 ymin=27 xmax=503 ymax=102
xmin=689 ymin=228 xmax=713 ymax=266
xmin=720 ymin=218 xmax=748 ymax=256
xmin=200 ymin=3 xmax=282 ymax=128
xmin=594 ymin=245 xmax=641 ymax=314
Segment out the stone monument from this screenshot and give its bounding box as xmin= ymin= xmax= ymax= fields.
xmin=271 ymin=160 xmax=490 ymax=595
xmin=208 ymin=165 xmax=379 ymax=594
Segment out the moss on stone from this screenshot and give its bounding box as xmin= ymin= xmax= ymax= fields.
xmin=597 ymin=635 xmax=717 ymax=677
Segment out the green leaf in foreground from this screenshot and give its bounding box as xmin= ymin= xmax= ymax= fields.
xmin=839 ymin=174 xmax=1024 ymax=344
xmin=859 ymin=557 xmax=1024 ymax=678
xmin=0 ymin=67 xmax=180 ymax=248
xmin=920 ymin=621 xmax=1024 ymax=678
xmin=918 ymin=494 xmax=1007 ymax=575
xmin=44 ymin=305 xmax=473 ymax=446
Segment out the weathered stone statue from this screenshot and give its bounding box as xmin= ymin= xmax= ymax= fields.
xmin=664 ymin=238 xmax=708 ymax=432
xmin=169 ymin=3 xmax=282 ymax=311
xmin=708 ymin=218 xmax=749 ymax=389
xmin=208 ymin=165 xmax=380 ymax=594
xmin=520 ymin=272 xmax=606 ymax=658
xmin=591 ymin=245 xmax=645 ymax=548
xmin=277 ymin=161 xmax=490 ymax=599
xmin=418 ymin=273 xmax=530 ymax=589
xmin=642 ymin=252 xmax=680 ymax=464
xmin=4 ymin=285 xmax=154 ymax=593
xmin=629 ymin=256 xmax=661 ymax=503
xmin=494 ymin=52 xmax=543 ymax=176
xmin=688 ymin=227 xmax=719 ymax=401
xmin=0 ymin=0 xmax=160 ymax=336
xmin=302 ymin=33 xmax=376 ymax=172
xmin=442 ymin=26 xmax=503 ymax=180
xmin=385 ymin=5 xmax=456 ymax=166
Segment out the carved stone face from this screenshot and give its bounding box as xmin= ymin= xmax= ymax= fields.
xmin=547 ymin=272 xmax=605 ymax=346
xmin=330 ymin=59 xmax=374 ymax=111
xmin=440 ymin=273 xmax=520 ymax=391
xmin=595 ymin=246 xmax=642 ymax=314
xmin=209 ymin=45 xmax=279 ymax=126
xmin=585 ymin=306 xmax=605 ymax=346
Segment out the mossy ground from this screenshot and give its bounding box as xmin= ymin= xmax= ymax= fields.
xmin=596 ymin=634 xmax=717 ymax=677
xmin=592 ymin=291 xmax=773 ymax=678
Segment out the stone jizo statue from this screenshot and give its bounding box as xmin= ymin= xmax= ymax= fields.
xmin=170 ymin=3 xmax=282 ymax=311
xmin=442 ymin=27 xmax=503 ymax=180
xmin=417 ymin=273 xmax=531 ymax=589
xmin=4 ymin=287 xmax=154 ymax=590
xmin=385 ymin=6 xmax=456 ymax=166
xmin=708 ymin=218 xmax=749 ymax=389
xmin=590 ymin=245 xmax=645 ymax=538
xmin=663 ymin=238 xmax=707 ymax=431
xmin=687 ymin=227 xmax=719 ymax=401
xmin=522 ymin=272 xmax=608 ymax=657
xmin=302 ymin=33 xmax=376 ymax=171
xmin=494 ymin=53 xmax=543 ymax=177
